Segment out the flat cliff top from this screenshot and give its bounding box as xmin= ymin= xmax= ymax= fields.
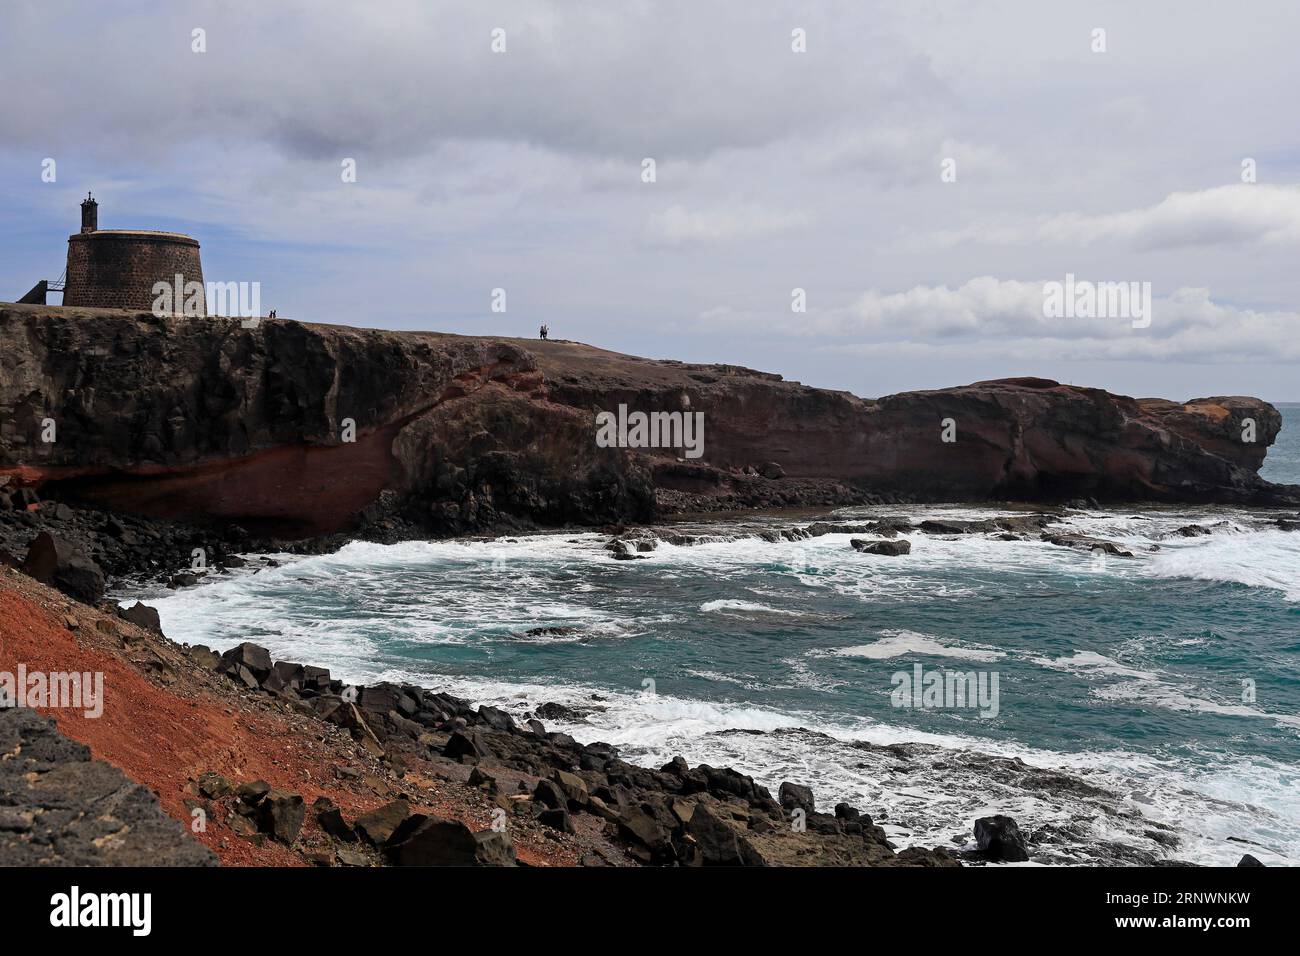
xmin=495 ymin=336 xmax=800 ymax=391
xmin=0 ymin=303 xmax=1261 ymax=409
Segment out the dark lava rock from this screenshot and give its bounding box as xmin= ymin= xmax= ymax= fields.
xmin=550 ymin=769 xmax=589 ymax=808
xmin=2 ymin=306 xmax=1290 ymax=546
xmin=477 ymin=704 xmax=516 ymax=732
xmin=895 ymin=846 xmax=959 ymax=867
xmin=117 ymin=601 xmax=163 ymax=633
xmin=303 ymin=664 xmax=332 ymax=689
xmin=662 ymin=755 xmax=689 ymax=775
xmin=236 ymin=780 xmax=271 ymax=804
xmin=687 ymin=803 xmax=747 ymax=865
xmin=385 ymin=817 xmax=516 ymax=866
xmin=1041 ymin=532 xmax=1133 ymax=557
xmin=993 ymin=514 xmax=1056 ymax=535
xmin=220 ymin=643 xmax=274 ymax=680
xmin=851 ymin=537 xmax=912 ymax=556
xmin=778 ymin=781 xmax=815 ymax=814
xmin=357 ymin=682 xmax=407 ymax=717
xmin=974 ymin=814 xmax=1030 ymax=862
xmin=354 ymin=800 xmax=411 ymax=846
xmin=20 ymin=531 xmax=104 ymax=604
xmin=186 ymin=644 xmax=221 ymax=669
xmin=272 ymin=661 xmax=306 ymax=691
xmin=195 ymin=771 xmax=233 ymax=799
xmin=335 ymin=846 xmax=372 ymax=867
xmin=467 ymin=766 xmax=496 ymax=791
xmin=533 ymin=779 xmax=566 ymax=810
xmin=443 ymin=730 xmax=491 ymax=760
xmin=1144 ymin=828 xmax=1180 ymax=849
xmin=522 ymin=625 xmax=581 ymax=639
xmin=0 ymin=707 xmax=215 ymax=865
xmin=535 ymin=701 xmax=597 ymax=722
xmin=834 ymin=803 xmax=862 ymax=823
xmin=919 ymin=519 xmax=994 ymax=535
xmin=258 ymin=789 xmax=306 ymax=845
xmin=538 ymin=808 xmax=575 ymax=834
xmin=1237 ymin=853 xmax=1265 ymax=867
xmin=616 ymin=808 xmax=675 ymax=864
xmin=317 ymin=806 xmax=357 ymax=843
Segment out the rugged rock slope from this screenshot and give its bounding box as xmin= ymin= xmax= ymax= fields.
xmin=1 ymin=303 xmax=1292 ymax=538
xmin=0 ymin=706 xmax=216 ymax=866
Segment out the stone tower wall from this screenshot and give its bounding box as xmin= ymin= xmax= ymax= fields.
xmin=63 ymin=232 xmax=205 ymax=313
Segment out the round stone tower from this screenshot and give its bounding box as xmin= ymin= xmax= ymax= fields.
xmin=62 ymin=194 xmax=205 ymax=313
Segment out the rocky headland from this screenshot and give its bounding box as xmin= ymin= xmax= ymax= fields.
xmin=2 ymin=302 xmax=1295 ymax=547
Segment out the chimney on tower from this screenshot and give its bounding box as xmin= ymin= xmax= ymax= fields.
xmin=80 ymin=191 xmax=98 ymax=234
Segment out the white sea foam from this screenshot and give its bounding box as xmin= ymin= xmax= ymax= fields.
xmin=780 ymin=655 xmax=849 ymax=693
xmin=1145 ymin=529 xmax=1300 ymax=601
xmin=1030 ymin=648 xmax=1300 ymax=732
xmin=836 ymin=629 xmax=1006 ymax=662
xmin=699 ymin=599 xmax=802 ymax=616
xmin=1094 ymin=680 xmax=1300 ymax=731
xmin=1033 ymin=650 xmax=1158 ymax=680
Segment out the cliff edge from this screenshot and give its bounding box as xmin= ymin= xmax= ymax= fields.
xmin=1 ymin=303 xmax=1293 ymax=538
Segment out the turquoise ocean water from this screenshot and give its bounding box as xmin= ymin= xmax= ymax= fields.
xmin=130 ymin=406 xmax=1300 ymax=866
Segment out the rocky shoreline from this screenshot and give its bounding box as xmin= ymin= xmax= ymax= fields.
xmin=3 ymin=491 xmax=1286 ymax=867
xmin=0 ymin=492 xmax=970 ymax=867
xmin=193 ymin=637 xmax=965 ymax=867
xmin=1 ymin=553 xmax=970 ymax=867
xmin=6 ymin=487 xmax=1297 ymax=603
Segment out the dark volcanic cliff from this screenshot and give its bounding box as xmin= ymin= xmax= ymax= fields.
xmin=0 ymin=303 xmax=1293 ymax=537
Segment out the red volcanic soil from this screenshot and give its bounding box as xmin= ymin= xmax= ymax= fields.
xmin=44 ymin=425 xmax=404 ymax=539
xmin=0 ymin=568 xmax=586 ymax=866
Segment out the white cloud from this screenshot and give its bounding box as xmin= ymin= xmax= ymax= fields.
xmin=646 ymin=204 xmax=811 ymax=245
xmin=0 ymin=1 xmax=942 ymax=164
xmin=700 ymin=278 xmax=1300 ymax=362
xmin=932 ymin=185 xmax=1300 ymax=250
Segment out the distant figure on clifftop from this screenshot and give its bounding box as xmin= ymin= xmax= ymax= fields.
xmin=539 ymin=324 xmax=549 ymax=340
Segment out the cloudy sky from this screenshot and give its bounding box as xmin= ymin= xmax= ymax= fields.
xmin=2 ymin=1 xmax=1298 ymax=400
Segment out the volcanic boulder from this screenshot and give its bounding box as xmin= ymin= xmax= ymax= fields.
xmin=778 ymin=782 xmax=815 ymax=814
xmin=258 ymin=789 xmax=306 ymax=845
xmin=117 ymin=601 xmax=163 ymax=633
xmin=20 ymin=532 xmax=104 ymax=604
xmin=851 ymin=538 xmax=912 ymax=556
xmin=384 ymin=816 xmax=516 ymax=866
xmin=973 ymin=814 xmax=1030 ymax=862
xmin=354 ymin=800 xmax=411 ymax=846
